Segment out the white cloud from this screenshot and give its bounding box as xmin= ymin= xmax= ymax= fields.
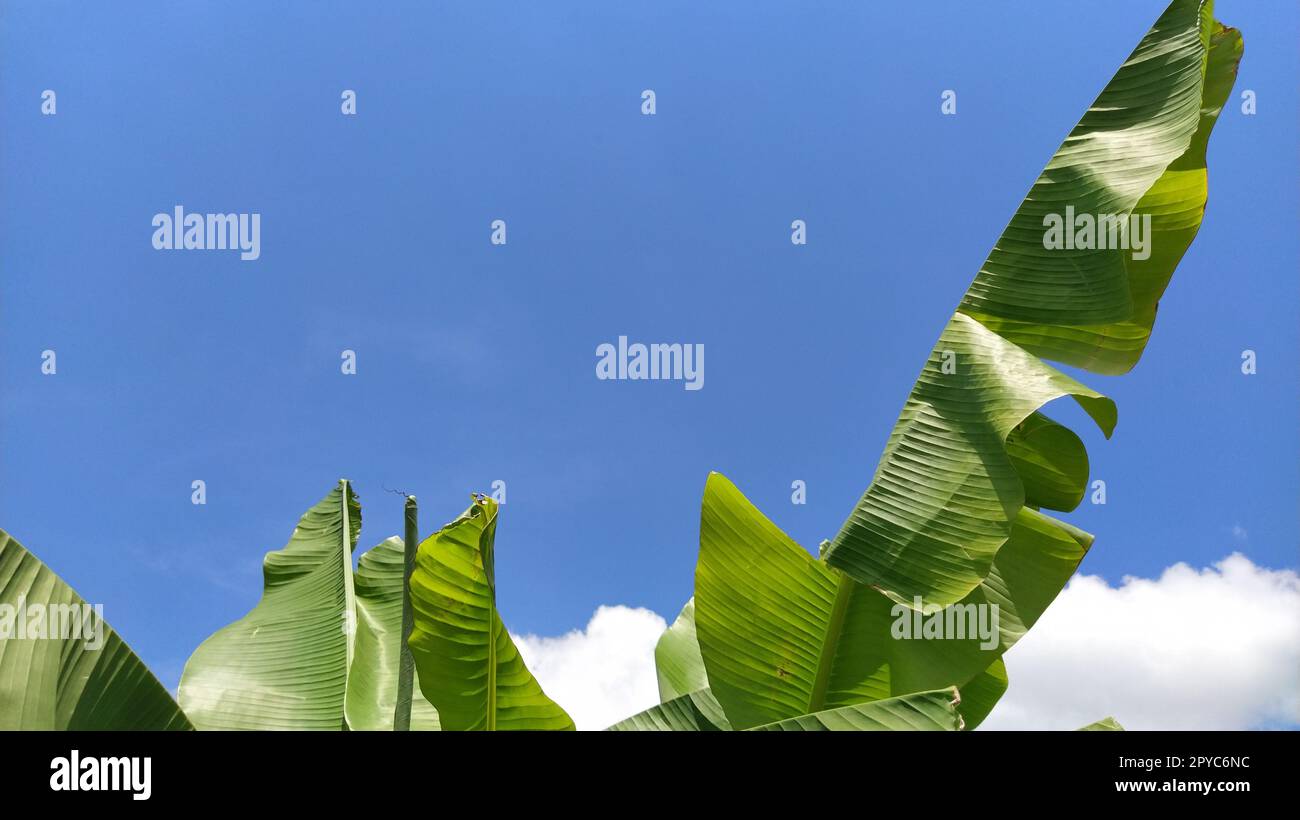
xmin=518 ymin=554 xmax=1299 ymax=731
xmin=982 ymin=553 xmax=1300 ymax=730
xmin=513 ymin=605 xmax=667 ymax=731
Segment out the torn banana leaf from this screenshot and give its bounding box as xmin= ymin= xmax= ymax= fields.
xmin=824 ymin=0 xmax=1241 ymax=607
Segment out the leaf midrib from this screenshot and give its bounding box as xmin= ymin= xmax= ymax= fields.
xmin=339 ymin=481 xmax=356 ymax=730
xmin=483 ymin=511 xmax=498 ymax=731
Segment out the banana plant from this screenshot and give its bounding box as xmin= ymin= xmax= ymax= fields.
xmin=4 ymin=482 xmax=567 ymax=731
xmin=615 ymin=0 xmax=1241 ymax=731
xmin=178 ymin=480 xmax=444 ymax=730
xmin=0 ymin=0 xmax=1242 ymax=734
xmin=180 ymin=482 xmax=570 ymax=731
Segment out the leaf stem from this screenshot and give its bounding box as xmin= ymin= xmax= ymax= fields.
xmin=394 ymin=494 xmax=419 ymax=731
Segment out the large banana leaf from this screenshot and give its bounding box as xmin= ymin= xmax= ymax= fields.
xmin=751 ymin=687 xmax=963 ymax=732
xmin=0 ymin=529 xmax=191 ymax=730
xmin=654 ymin=598 xmax=707 ymax=701
xmin=408 ymin=496 xmax=573 ymax=731
xmin=694 ymin=472 xmax=1086 ymax=730
xmin=345 ymin=536 xmax=440 ymax=730
xmin=823 ymin=0 xmax=1241 ymax=608
xmin=179 ymin=481 xmax=361 ymax=730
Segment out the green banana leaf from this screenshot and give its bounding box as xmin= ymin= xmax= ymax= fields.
xmin=1078 ymin=717 xmax=1126 ymax=731
xmin=0 ymin=528 xmax=191 ymax=730
xmin=694 ymin=472 xmax=1087 ymax=730
xmin=408 ymin=496 xmax=573 ymax=730
xmin=970 ymin=16 xmax=1243 ymax=375
xmin=751 ymin=687 xmax=963 ymax=732
xmin=607 ymin=688 xmax=731 ymax=731
xmin=654 ymin=598 xmax=707 ymax=701
xmin=823 ymin=0 xmax=1241 ymax=608
xmin=179 ymin=481 xmax=361 ymax=730
xmin=345 ymin=536 xmax=441 ymax=730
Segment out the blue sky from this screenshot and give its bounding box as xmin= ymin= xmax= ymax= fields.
xmin=2 ymin=0 xmax=1296 ymax=695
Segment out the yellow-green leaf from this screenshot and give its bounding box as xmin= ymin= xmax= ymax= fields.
xmin=408 ymin=496 xmax=573 ymax=731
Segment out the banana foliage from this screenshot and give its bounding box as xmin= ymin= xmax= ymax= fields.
xmin=614 ymin=0 xmax=1240 ymax=732
xmin=178 ymin=484 xmax=569 ymax=730
xmin=0 ymin=0 xmax=1239 ymax=733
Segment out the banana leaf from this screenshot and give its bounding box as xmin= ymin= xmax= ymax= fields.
xmin=751 ymin=688 xmax=963 ymax=732
xmin=0 ymin=528 xmax=191 ymax=730
xmin=607 ymin=688 xmax=731 ymax=731
xmin=407 ymin=496 xmax=573 ymax=730
xmin=823 ymin=0 xmax=1242 ymax=608
xmin=179 ymin=481 xmax=361 ymax=730
xmin=654 ymin=598 xmax=707 ymax=702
